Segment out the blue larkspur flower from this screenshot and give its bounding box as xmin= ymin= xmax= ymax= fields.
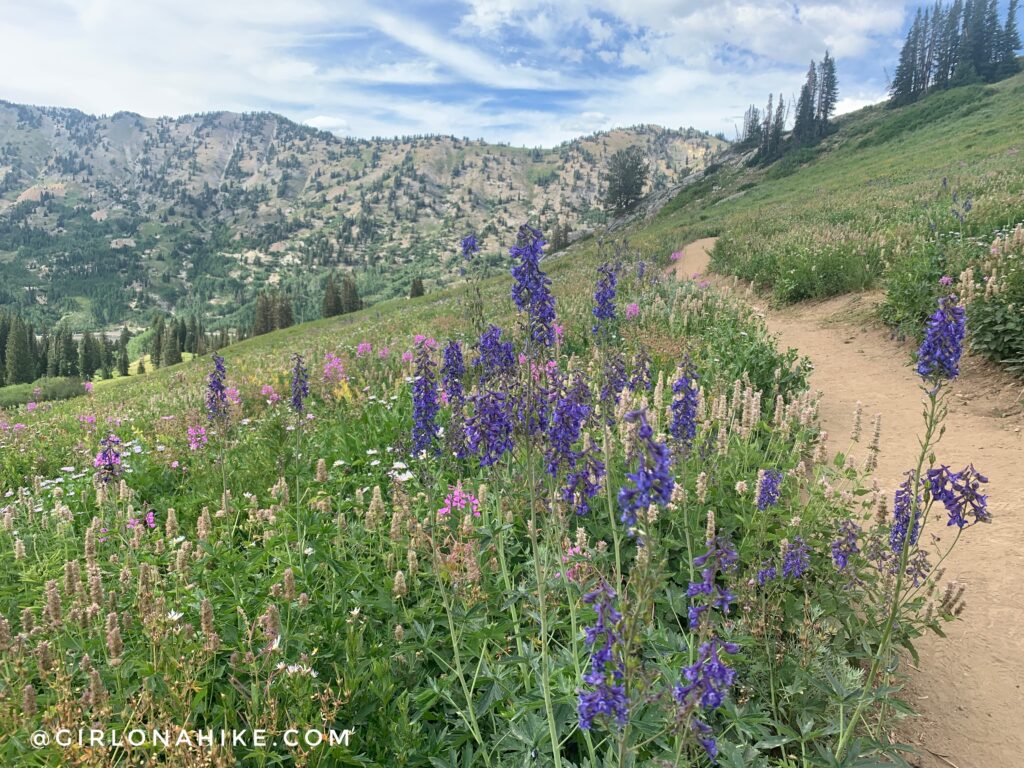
xmin=466 ymin=388 xmax=514 ymax=466
xmin=627 ymin=349 xmax=652 ymax=392
xmin=475 ymin=325 xmax=515 ymax=382
xmin=289 ymin=354 xmax=309 ymax=413
xmin=673 ymin=637 xmax=740 ymax=762
xmin=670 ymin=357 xmax=699 ymax=449
xmin=545 ymin=376 xmax=591 ymax=477
xmin=411 ymin=340 xmax=440 ymax=455
xmin=916 ymin=295 xmax=966 ymax=382
xmin=460 ymin=233 xmax=479 ymax=259
xmin=890 ymin=473 xmax=921 ymax=555
xmin=441 ymin=340 xmax=465 ymax=405
xmin=577 ymin=583 xmax=628 ymax=731
xmin=686 ymin=536 xmax=738 ymax=629
xmin=926 ymin=464 xmax=991 ymax=528
xmin=509 ymin=224 xmax=557 ymax=349
xmin=781 ymin=536 xmax=810 ymax=579
xmin=592 ymin=262 xmax=619 ymax=336
xmin=831 ymin=520 xmax=861 ymax=571
xmin=617 ymin=410 xmax=674 ymax=533
xmin=205 ymin=354 xmax=229 ymax=420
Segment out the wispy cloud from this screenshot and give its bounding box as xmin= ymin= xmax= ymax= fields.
xmin=0 ymin=1 xmax=922 ymax=145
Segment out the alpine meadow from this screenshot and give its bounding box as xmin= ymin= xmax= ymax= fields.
xmin=0 ymin=2 xmax=1022 ymax=768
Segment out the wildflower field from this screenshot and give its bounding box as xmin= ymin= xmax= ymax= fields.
xmin=0 ymin=218 xmax=989 ymax=767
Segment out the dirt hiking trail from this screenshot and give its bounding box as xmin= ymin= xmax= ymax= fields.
xmin=669 ymin=238 xmax=1024 ymax=768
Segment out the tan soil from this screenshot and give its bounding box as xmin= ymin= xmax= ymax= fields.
xmin=668 ymin=238 xmax=1024 ymax=768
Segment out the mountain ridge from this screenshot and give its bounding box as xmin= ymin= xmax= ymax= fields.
xmin=0 ymin=99 xmax=726 ymax=330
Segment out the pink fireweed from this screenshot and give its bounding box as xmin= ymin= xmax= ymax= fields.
xmin=378 ymin=346 xmax=390 ymax=358
xmin=670 ymin=251 xmax=683 ymax=262
xmin=413 ymin=335 xmax=437 ymax=349
xmin=554 ymin=324 xmax=565 ymax=343
xmin=323 ymin=353 xmax=347 ymax=382
xmin=401 ymin=350 xmax=414 ymax=363
xmin=26 ymin=402 xmax=37 ymax=413
xmin=261 ymin=385 xmax=280 ymax=404
xmin=83 ymin=381 xmax=94 ymax=394
xmin=625 ymin=303 xmax=640 ymax=319
xmin=437 ymin=483 xmax=481 ymax=518
xmin=188 ymin=425 xmax=208 ymax=451
xmin=225 ymin=387 xmax=242 ymax=405
xmin=356 ymin=342 xmax=373 ymax=356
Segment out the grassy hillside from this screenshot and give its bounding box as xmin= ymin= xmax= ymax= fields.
xmin=577 ymin=71 xmax=1024 ymax=370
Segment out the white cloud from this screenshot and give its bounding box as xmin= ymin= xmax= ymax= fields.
xmin=0 ymin=1 xmax=915 ymax=145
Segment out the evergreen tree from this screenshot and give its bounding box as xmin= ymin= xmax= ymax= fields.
xmin=99 ymin=335 xmax=113 ymax=379
xmin=322 ymin=273 xmax=342 ymax=317
xmin=117 ymin=327 xmax=130 ymax=377
xmin=998 ymin=0 xmax=1022 ymax=77
xmin=4 ymin=316 xmax=34 ymax=385
xmin=739 ymin=105 xmax=762 ymax=147
xmin=603 ymin=145 xmax=649 ymax=215
xmin=162 ymin=324 xmax=182 ymax=366
xmin=0 ymin=313 xmax=10 ymax=386
xmin=152 ymin=317 xmax=165 ymax=368
xmin=816 ymin=52 xmax=838 ymax=135
xmin=252 ymin=293 xmax=272 ymax=336
xmin=136 ymin=358 xmax=146 ymax=375
xmin=410 ymin=277 xmax=425 ymax=298
xmin=273 ymin=293 xmax=294 ymax=330
xmin=793 ymin=61 xmax=818 ymax=144
xmin=59 ymin=327 xmax=77 ymax=376
xmin=340 ymin=276 xmax=361 ymax=314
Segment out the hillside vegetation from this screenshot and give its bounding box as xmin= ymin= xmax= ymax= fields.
xmin=592 ymin=69 xmax=1024 ymax=371
xmin=0 ymin=102 xmax=722 ymax=328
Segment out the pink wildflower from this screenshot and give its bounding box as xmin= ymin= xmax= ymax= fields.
xmin=437 ymin=483 xmax=481 ymax=518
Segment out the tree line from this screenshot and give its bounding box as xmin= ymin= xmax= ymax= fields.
xmin=0 ymin=310 xmax=133 ymax=386
xmin=739 ymin=51 xmax=838 ymax=165
xmin=891 ymin=0 xmax=1021 ymax=105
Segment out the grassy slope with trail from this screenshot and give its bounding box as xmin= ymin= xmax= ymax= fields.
xmin=610 ymin=72 xmax=1024 ymax=347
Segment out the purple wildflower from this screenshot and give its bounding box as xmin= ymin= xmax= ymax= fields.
xmin=577 ymin=583 xmax=628 ymax=731
xmin=592 ymin=262 xmax=618 ymax=336
xmin=830 ymin=521 xmax=861 ymax=571
xmin=93 ymin=434 xmax=123 ymax=482
xmin=411 ymin=340 xmax=440 ymax=455
xmin=756 ymin=470 xmax=783 ymax=511
xmin=617 ymin=410 xmax=674 ymax=533
xmin=781 ymin=536 xmax=810 ymax=579
xmin=890 ymin=473 xmax=921 ymax=555
xmin=545 ymin=376 xmax=591 ymax=477
xmin=466 ymin=389 xmax=514 ymax=466
xmin=205 ymin=354 xmax=229 ymax=420
xmin=926 ymin=464 xmax=991 ymax=528
xmin=686 ymin=536 xmax=738 ymax=629
xmin=475 ymin=325 xmax=515 ymax=382
xmin=916 ymin=296 xmax=966 ymax=382
xmin=509 ymin=224 xmax=557 ymax=349
xmin=460 ymin=233 xmax=479 ymax=259
xmin=562 ymin=447 xmax=605 ymax=516
xmin=627 ymin=349 xmax=652 ymax=392
xmin=289 ymin=354 xmax=309 ymax=413
xmin=756 ymin=563 xmax=778 ymax=585
xmin=673 ymin=637 xmax=740 ymax=762
xmin=441 ymin=340 xmax=465 ymax=405
xmin=670 ymin=357 xmax=700 ymax=449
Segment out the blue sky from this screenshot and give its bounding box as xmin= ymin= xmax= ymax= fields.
xmin=0 ymin=1 xmax=1018 ymax=146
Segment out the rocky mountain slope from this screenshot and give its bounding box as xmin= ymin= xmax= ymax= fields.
xmin=0 ymin=101 xmax=724 ymax=329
